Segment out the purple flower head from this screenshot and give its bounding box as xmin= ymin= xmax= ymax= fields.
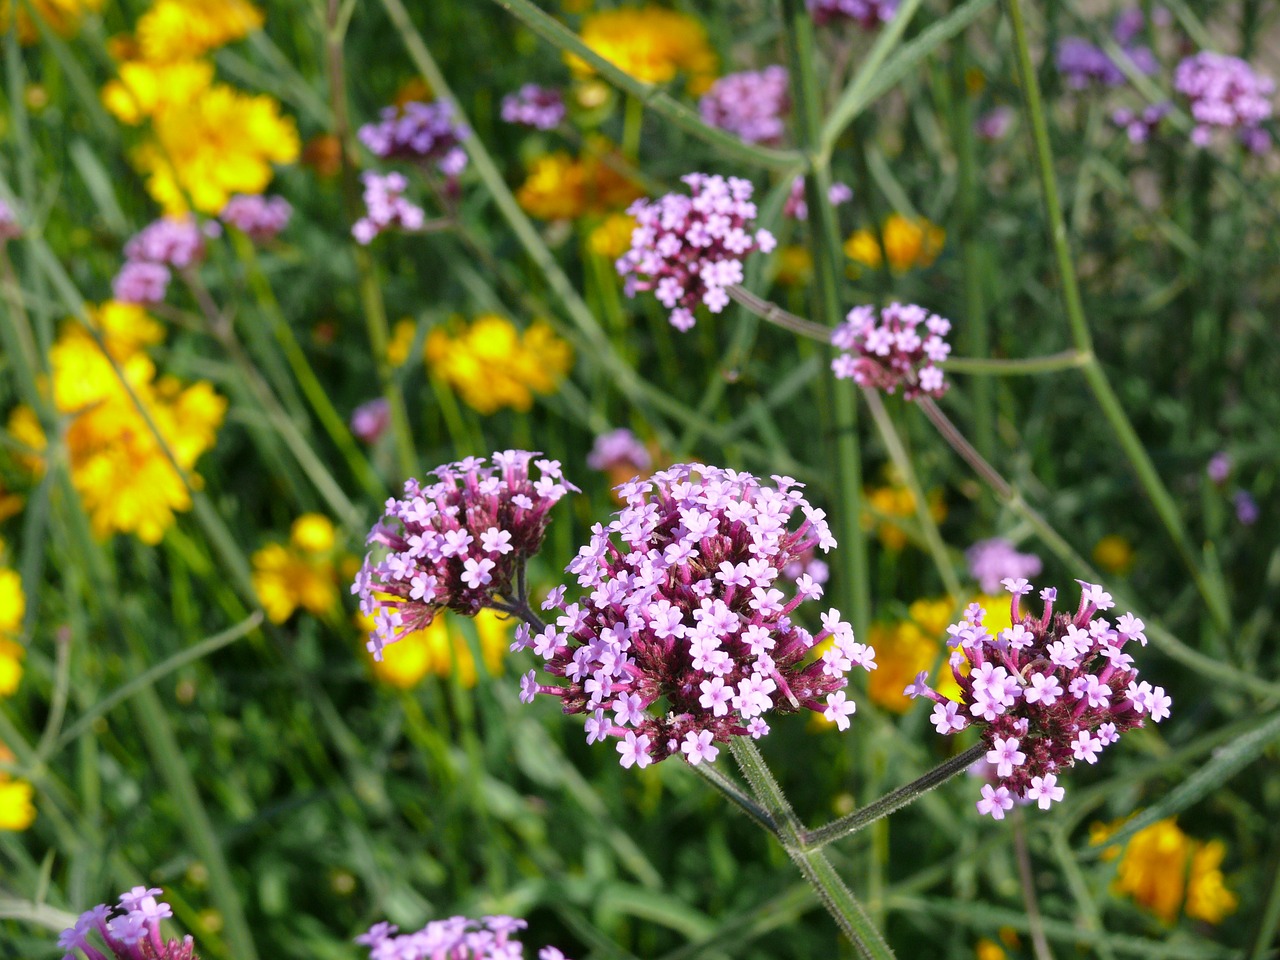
xmin=58 ymin=887 xmax=198 ymax=960
xmin=501 ymin=84 xmax=567 ymax=131
xmin=520 ymin=464 xmax=872 ymax=767
xmin=111 ymin=260 xmax=171 ymax=305
xmin=0 ymin=199 xmax=21 ymax=241
xmin=784 ymin=176 xmax=853 ymax=221
xmin=1174 ymin=52 xmax=1275 ymax=148
xmin=1110 ymin=101 xmax=1172 ymax=143
xmin=350 ymin=398 xmax=391 ymax=445
xmin=966 ymin=538 xmax=1043 ymax=595
xmin=905 ymin=580 xmax=1168 ymax=818
xmin=359 ymin=100 xmax=469 ymax=180
xmin=587 ymin=428 xmax=651 ymax=474
xmin=1207 ymin=452 xmax=1232 ymax=485
xmin=806 ymin=0 xmax=897 ymax=29
xmin=355 ymin=451 xmax=576 ymax=660
xmin=1234 ymin=490 xmax=1259 ymax=526
xmin=356 ymin=914 xmax=572 ymax=960
xmin=219 ymin=194 xmax=292 ymax=242
xmin=1056 ymin=36 xmax=1156 ymax=89
xmin=124 ymin=217 xmax=216 ymax=270
xmin=616 ymin=173 xmax=776 ymax=332
xmin=830 ymin=302 xmax=951 ymax=400
xmin=698 ymin=66 xmax=790 ymax=147
xmin=352 ymin=172 xmax=426 ymax=245
xmin=975 ymin=105 xmax=1015 ymax=142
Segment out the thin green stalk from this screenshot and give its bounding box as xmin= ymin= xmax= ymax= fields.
xmin=1013 ymin=812 xmax=1055 ymax=960
xmin=689 ymin=763 xmax=778 ymax=836
xmin=945 ymin=351 xmax=1091 ymax=375
xmin=1003 ymin=0 xmax=1228 ymax=633
xmin=730 ymin=740 xmax=895 ymax=960
xmin=727 ymin=284 xmax=830 ymax=342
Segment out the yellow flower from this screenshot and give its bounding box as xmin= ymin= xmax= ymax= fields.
xmin=0 ymin=567 xmax=25 ymax=698
xmin=135 ymin=0 xmax=262 ymax=62
xmin=845 ymin=214 xmax=945 ymax=274
xmin=102 ymin=59 xmax=215 ymax=125
xmin=862 ymin=476 xmax=947 ymax=551
xmin=866 ymin=598 xmax=966 ymax=713
xmin=1093 ymin=534 xmax=1134 ymax=575
xmin=516 ymin=146 xmax=642 ymax=222
xmin=0 ymin=743 xmax=34 ymax=831
xmin=7 ymin=315 xmax=226 ymax=544
xmin=387 ymin=318 xmax=417 ymax=367
xmin=775 ymin=245 xmax=814 ymax=287
xmin=252 ymin=514 xmax=339 ymax=624
xmin=587 ymin=212 xmax=637 ymax=259
xmin=0 ymin=0 xmax=100 ymax=45
xmin=571 ymin=7 xmax=718 ymax=95
xmin=364 ymin=608 xmax=510 ymax=689
xmin=1093 ymin=816 xmax=1238 ymax=924
xmin=134 ymin=82 xmax=299 ymax=214
xmin=974 ymin=939 xmax=1006 ymax=960
xmin=426 ymin=315 xmax=572 ymax=415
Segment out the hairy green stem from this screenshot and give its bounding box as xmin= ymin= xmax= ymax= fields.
xmin=690 ymin=762 xmax=779 ymax=836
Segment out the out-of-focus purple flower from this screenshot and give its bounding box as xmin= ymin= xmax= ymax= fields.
xmin=356 ymin=915 xmax=574 ymax=960
xmin=1175 ymin=52 xmax=1275 ymax=148
xmin=616 ymin=173 xmax=776 ymax=332
xmin=807 ymin=0 xmax=897 ymax=29
xmin=907 ymin=580 xmax=1168 ymax=817
xmin=784 ymin=176 xmax=853 ymax=221
xmin=698 ymin=66 xmax=790 ymax=146
xmin=352 ymin=172 xmax=426 ymax=245
xmin=520 ymin=464 xmax=868 ymax=767
xmin=830 ymin=302 xmax=951 ymax=400
xmin=1234 ymin=490 xmax=1260 ymax=526
xmin=0 ymin=199 xmax=21 ymax=241
xmin=1207 ymin=452 xmax=1232 ymax=485
xmin=1113 ymin=7 xmax=1145 ymax=46
xmin=587 ymin=428 xmax=651 ymax=474
xmin=782 ymin=549 xmax=830 ymax=586
xmin=350 ymin=398 xmax=390 ymax=444
xmin=358 ymin=100 xmax=470 ymax=179
xmin=501 ymin=84 xmax=567 ymax=130
xmin=111 ymin=260 xmax=171 ymax=305
xmin=220 ymin=194 xmax=292 ymax=242
xmin=58 ymin=886 xmax=199 ymax=960
xmin=354 ymin=451 xmax=575 ymax=660
xmin=124 ymin=217 xmax=216 ymax=269
xmin=1057 ymin=36 xmax=1157 ymax=89
xmin=966 ymin=538 xmax=1043 ymax=595
xmin=975 ymin=106 xmax=1015 ymax=141
xmin=1111 ymin=101 xmax=1172 ymax=143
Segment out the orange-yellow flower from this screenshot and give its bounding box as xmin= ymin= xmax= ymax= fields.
xmin=426 ymin=315 xmax=572 ymax=415
xmin=862 ymin=474 xmax=947 ymax=551
xmin=135 ymin=0 xmax=262 ymax=63
xmin=845 ymin=214 xmax=945 ymax=274
xmin=252 ymin=514 xmax=341 ymax=624
xmin=363 ymin=608 xmax=510 ymax=689
xmin=570 ymin=7 xmax=717 ymax=95
xmin=0 ymin=743 xmax=34 ymax=832
xmin=0 ymin=0 xmax=100 ymax=45
xmin=517 ymin=147 xmax=642 ymax=222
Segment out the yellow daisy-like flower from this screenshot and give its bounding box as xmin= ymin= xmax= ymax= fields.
xmin=517 ymin=147 xmax=642 ymax=222
xmin=570 ymin=6 xmax=718 ymax=95
xmin=862 ymin=475 xmax=947 ymax=551
xmin=974 ymin=939 xmax=1006 ymax=960
xmin=135 ymin=82 xmax=299 ymax=215
xmin=1093 ymin=534 xmax=1135 ymax=575
xmin=251 ymin=514 xmax=340 ymax=624
xmin=845 ymin=214 xmax=945 ymax=274
xmin=775 ymin=245 xmax=814 ymax=287
xmin=0 ymin=742 xmax=34 ymax=832
xmin=0 ymin=0 xmax=100 ymax=45
xmin=0 ymin=566 xmax=25 ymax=698
xmin=587 ymin=212 xmax=637 ymax=259
xmin=135 ymin=0 xmax=262 ymax=63
xmin=865 ymin=596 xmax=969 ymax=713
xmin=426 ymin=315 xmax=572 ymax=415
xmin=102 ymin=59 xmax=215 ymax=125
xmin=364 ymin=608 xmax=511 ymax=689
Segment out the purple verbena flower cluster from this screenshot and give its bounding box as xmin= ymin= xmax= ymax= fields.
xmin=58 ymin=886 xmax=198 ymax=960
xmin=352 ymin=172 xmax=426 ymax=245
xmin=1056 ymin=35 xmax=1156 ymax=90
xmin=783 ymin=177 xmax=853 ymax=221
xmin=219 ymin=194 xmax=292 ymax=242
xmin=1174 ymin=52 xmax=1275 ymax=149
xmin=518 ymin=464 xmax=873 ymax=768
xmin=358 ymin=100 xmax=470 ymax=179
xmin=965 ymin=538 xmax=1043 ymax=594
xmin=616 ymin=173 xmax=776 ymax=332
xmin=587 ymin=428 xmax=652 ymax=474
xmin=112 ymin=217 xmax=218 ymax=305
xmin=698 ymin=66 xmax=790 ymax=146
xmin=806 ymin=0 xmax=897 ymax=29
xmin=356 ymin=916 xmax=572 ymax=960
xmin=354 ymin=451 xmax=575 ymax=660
xmin=0 ymin=198 xmax=21 ymax=240
xmin=501 ymin=84 xmax=567 ymax=130
xmin=350 ymin=397 xmax=391 ymax=444
xmin=974 ymin=106 xmax=1015 ymax=142
xmin=1110 ymin=101 xmax=1173 ymax=143
xmin=904 ymin=580 xmax=1170 ymax=819
xmin=830 ymin=302 xmax=951 ymax=400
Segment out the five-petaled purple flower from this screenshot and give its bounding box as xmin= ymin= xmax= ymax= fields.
xmin=352 ymin=172 xmax=427 ymax=245
xmin=358 ymin=100 xmax=470 ymax=179
xmin=905 ymin=580 xmax=1169 ymax=818
xmin=501 ymin=84 xmax=567 ymax=131
xmin=356 ymin=914 xmax=574 ymax=960
xmin=698 ymin=66 xmax=790 ymax=147
xmin=58 ymin=886 xmax=199 ymax=960
xmin=830 ymin=302 xmax=952 ymax=400
xmin=354 ymin=451 xmax=575 ymax=660
xmin=616 ymin=173 xmax=776 ymax=332
xmin=517 ymin=463 xmax=874 ymax=767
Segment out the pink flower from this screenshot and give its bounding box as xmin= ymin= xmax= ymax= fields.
xmin=830 ymin=302 xmax=951 ymax=400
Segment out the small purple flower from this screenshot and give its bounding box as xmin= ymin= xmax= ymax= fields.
xmin=356 ymin=914 xmax=573 ymax=960
xmin=521 ymin=464 xmax=871 ymax=767
xmin=830 ymin=302 xmax=951 ymax=400
xmin=350 ymin=398 xmax=391 ymax=444
xmin=783 ymin=176 xmax=853 ymax=221
xmin=965 ymin=538 xmax=1043 ymax=594
xmin=0 ymin=199 xmax=21 ymax=240
xmin=352 ymin=171 xmax=426 ymax=245
xmin=501 ymin=84 xmax=567 ymax=131
xmin=587 ymin=428 xmax=652 ymax=474
xmin=974 ymin=106 xmax=1014 ymax=142
xmin=907 ymin=580 xmax=1168 ymax=817
xmin=616 ymin=173 xmax=776 ymax=331
xmin=123 ymin=217 xmax=216 ymax=269
xmin=358 ymin=99 xmax=470 ymax=179
xmin=1110 ymin=101 xmax=1172 ymax=143
xmin=354 ymin=451 xmax=575 ymax=660
xmin=1234 ymin=490 xmax=1259 ymax=526
xmin=1056 ymin=35 xmax=1156 ymax=90
xmin=111 ymin=260 xmax=171 ymax=305
xmin=699 ymin=66 xmax=790 ymax=147
xmin=58 ymin=886 xmax=199 ymax=960
xmin=220 ymin=194 xmax=292 ymax=242
xmin=1174 ymin=52 xmax=1275 ymax=149
xmin=807 ymin=0 xmax=897 ymax=29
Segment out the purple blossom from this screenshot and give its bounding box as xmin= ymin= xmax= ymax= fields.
xmin=123 ymin=217 xmax=216 ymax=269
xmin=111 ymin=260 xmax=171 ymax=305
xmin=783 ymin=176 xmax=853 ymax=221
xmin=1056 ymin=36 xmax=1157 ymax=89
xmin=698 ymin=66 xmax=790 ymax=147
xmin=519 ymin=464 xmax=872 ymax=767
xmin=354 ymin=451 xmax=575 ymax=660
xmin=352 ymin=172 xmax=426 ymax=245
xmin=1235 ymin=490 xmax=1259 ymax=526
xmin=356 ymin=914 xmax=573 ymax=960
xmin=616 ymin=173 xmax=776 ymax=332
xmin=907 ymin=580 xmax=1168 ymax=817
xmin=587 ymin=428 xmax=651 ymax=474
xmin=219 ymin=194 xmax=292 ymax=242
xmin=58 ymin=886 xmax=199 ymax=960
xmin=965 ymin=538 xmax=1043 ymax=594
xmin=1174 ymin=52 xmax=1275 ymax=148
xmin=806 ymin=0 xmax=897 ymax=29
xmin=350 ymin=398 xmax=391 ymax=444
xmin=830 ymin=302 xmax=951 ymax=400
xmin=501 ymin=84 xmax=567 ymax=130
xmin=975 ymin=106 xmax=1014 ymax=142
xmin=0 ymin=199 xmax=21 ymax=240
xmin=1110 ymin=101 xmax=1172 ymax=143
xmin=358 ymin=100 xmax=470 ymax=178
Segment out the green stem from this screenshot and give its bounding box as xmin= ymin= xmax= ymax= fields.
xmin=1013 ymin=811 xmax=1055 ymax=960
xmin=945 ymin=351 xmax=1090 ymax=375
xmin=689 ymin=762 xmax=778 ymax=835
